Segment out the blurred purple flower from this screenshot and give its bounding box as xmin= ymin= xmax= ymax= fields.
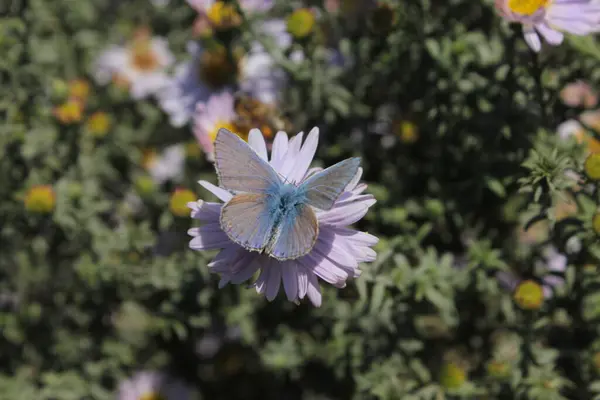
xmin=158 ymin=42 xmax=213 ymax=127
xmin=192 ymin=90 xmax=238 ymax=161
xmin=187 ymin=128 xmax=378 ymax=306
xmin=118 ymin=371 xmax=190 ymax=400
xmin=497 ymin=246 xmax=567 ymax=299
xmin=495 ymin=0 xmax=600 ymax=52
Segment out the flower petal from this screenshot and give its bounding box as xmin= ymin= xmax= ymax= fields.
xmin=189 ymin=200 xmax=221 ymax=222
xmin=287 ymin=127 xmax=319 ymax=184
xmin=189 ymin=226 xmax=231 ymax=250
xmin=282 ymin=261 xmax=299 ymax=301
xmin=270 ymin=130 xmax=289 ymax=169
xmin=248 ymin=128 xmax=268 ymax=161
xmin=306 ymin=272 xmax=322 ymax=307
xmin=198 ymin=180 xmax=232 ymax=202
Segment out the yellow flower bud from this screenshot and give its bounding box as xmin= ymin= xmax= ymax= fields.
xmin=86 ymin=111 xmax=111 ymax=137
xmin=287 ymin=8 xmax=316 ymax=39
xmin=24 ymin=185 xmax=56 ymax=214
xmin=440 ymin=362 xmax=466 ymax=389
xmin=169 ymin=188 xmax=196 ymax=217
xmin=514 ymin=280 xmax=544 ymax=310
xmin=68 ymin=79 xmax=91 ymax=102
xmin=395 ymin=120 xmax=419 ymax=144
xmin=134 ymin=175 xmax=156 ymax=196
xmin=584 ymin=153 xmax=600 ymax=180
xmin=53 ymin=99 xmax=84 ymax=124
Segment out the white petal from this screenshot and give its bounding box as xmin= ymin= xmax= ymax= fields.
xmin=248 ymin=128 xmax=268 ymax=161
xmin=198 ymin=180 xmax=232 ymax=202
xmin=270 ymin=130 xmax=289 ymax=169
xmin=286 ymin=127 xmax=319 ymax=184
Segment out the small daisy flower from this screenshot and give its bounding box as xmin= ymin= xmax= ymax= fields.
xmin=24 ymin=185 xmax=56 ymax=214
xmin=143 ymin=145 xmax=186 ymax=184
xmin=158 ymin=42 xmax=213 ymax=127
xmin=558 ymin=117 xmax=600 ymax=154
xmin=192 ymin=90 xmax=241 ymax=160
xmin=497 ymin=246 xmax=567 ymax=299
xmin=187 ymin=128 xmax=378 ymax=306
xmin=93 ymin=29 xmax=174 ymax=99
xmin=118 ymin=371 xmax=190 ymax=400
xmin=495 ymin=0 xmax=600 ymax=52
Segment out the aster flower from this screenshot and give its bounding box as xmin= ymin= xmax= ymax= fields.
xmin=496 ymin=246 xmax=567 ymax=299
xmin=118 ymin=371 xmax=190 ymax=400
xmin=93 ymin=29 xmax=174 ymax=99
xmin=187 ymin=128 xmax=378 ymax=306
xmin=143 ymin=145 xmax=186 ymax=184
xmin=495 ymin=0 xmax=600 ymax=52
xmin=192 ymin=90 xmax=240 ymax=161
xmin=158 ymin=42 xmax=213 ymax=127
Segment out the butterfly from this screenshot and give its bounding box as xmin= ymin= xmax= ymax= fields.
xmin=214 ymin=128 xmax=361 ymax=261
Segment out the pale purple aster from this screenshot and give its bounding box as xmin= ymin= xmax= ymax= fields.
xmin=118 ymin=371 xmax=191 ymax=400
xmin=158 ymin=42 xmax=213 ymax=127
xmin=496 ymin=246 xmax=567 ymax=299
xmin=495 ymin=0 xmax=600 ymax=52
xmin=187 ymin=128 xmax=378 ymax=306
xmin=192 ymin=90 xmax=237 ymax=161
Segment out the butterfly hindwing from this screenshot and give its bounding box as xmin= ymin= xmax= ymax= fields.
xmin=266 ymin=203 xmax=319 ymax=261
xmin=302 ymin=157 xmax=361 ymax=211
xmin=220 ymin=193 xmax=275 ymax=252
xmin=214 ymin=128 xmax=281 ymax=193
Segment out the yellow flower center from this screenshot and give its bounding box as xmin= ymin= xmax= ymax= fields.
xmin=24 ymin=185 xmax=56 ymax=214
xmin=514 ymin=280 xmax=544 ymax=310
xmin=507 ymin=0 xmax=550 ymax=15
xmin=233 ymin=96 xmax=282 ymax=140
xmin=54 ymin=99 xmax=84 ymax=124
xmin=69 ymin=79 xmax=90 ymax=101
xmin=112 ymin=73 xmax=131 ymax=89
xmin=199 ymin=47 xmax=240 ymax=89
xmin=130 ymin=40 xmax=160 ymax=72
xmin=208 ymin=121 xmax=244 ymax=144
xmin=138 ymin=392 xmax=166 ymax=400
xmin=440 ymin=362 xmax=466 ymax=389
xmin=207 ymin=1 xmax=241 ymax=29
xmin=170 ymin=188 xmax=197 ymax=217
xmin=86 ymin=112 xmax=111 ymax=137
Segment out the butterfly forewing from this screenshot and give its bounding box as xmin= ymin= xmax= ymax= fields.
xmin=220 ymin=193 xmax=275 ymax=252
xmin=267 ymin=204 xmax=319 ymax=260
xmin=302 ymin=157 xmax=361 ymax=211
xmin=214 ymin=128 xmax=281 ymax=193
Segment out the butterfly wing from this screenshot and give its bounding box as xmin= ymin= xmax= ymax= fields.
xmin=214 ymin=128 xmax=281 ymax=193
xmin=301 ymin=157 xmax=361 ymax=210
xmin=220 ymin=193 xmax=275 ymax=252
xmin=266 ymin=203 xmax=319 ymax=261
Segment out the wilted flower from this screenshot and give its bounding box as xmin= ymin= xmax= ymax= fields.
xmin=170 ymin=188 xmax=196 ymax=217
xmin=158 ymin=42 xmax=213 ymax=127
xmin=143 ymin=145 xmax=186 ymax=184
xmin=117 ymin=371 xmax=190 ymax=400
xmin=24 ymin=185 xmax=56 ymax=214
xmin=188 ymin=128 xmax=377 ymax=306
xmin=93 ymin=28 xmax=174 ymax=99
xmin=495 ymin=0 xmax=600 ymax=52
xmin=560 ymin=81 xmax=598 ymax=108
xmin=85 ymin=111 xmax=111 ymax=137
xmin=192 ymin=90 xmax=240 ymax=160
xmin=68 ymin=79 xmax=91 ymax=102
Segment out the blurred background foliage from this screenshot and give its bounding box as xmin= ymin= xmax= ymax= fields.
xmin=3 ymin=0 xmax=600 ymax=399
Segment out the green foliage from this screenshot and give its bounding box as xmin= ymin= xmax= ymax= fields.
xmin=3 ymin=0 xmax=600 ymax=399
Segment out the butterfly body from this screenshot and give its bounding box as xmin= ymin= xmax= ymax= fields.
xmin=214 ymin=128 xmax=360 ymax=261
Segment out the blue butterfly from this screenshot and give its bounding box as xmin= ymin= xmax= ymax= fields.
xmin=214 ymin=128 xmax=361 ymax=261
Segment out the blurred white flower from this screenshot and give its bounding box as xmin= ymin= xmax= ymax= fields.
xmin=145 ymin=145 xmax=186 ymax=184
xmin=192 ymin=90 xmax=240 ymax=161
xmin=118 ymin=371 xmax=190 ymax=400
xmin=158 ymin=42 xmax=213 ymax=127
xmin=93 ymin=30 xmax=174 ymax=99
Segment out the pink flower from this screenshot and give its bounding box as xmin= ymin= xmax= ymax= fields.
xmin=187 ymin=128 xmax=378 ymax=306
xmin=192 ymin=91 xmax=238 ymax=161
